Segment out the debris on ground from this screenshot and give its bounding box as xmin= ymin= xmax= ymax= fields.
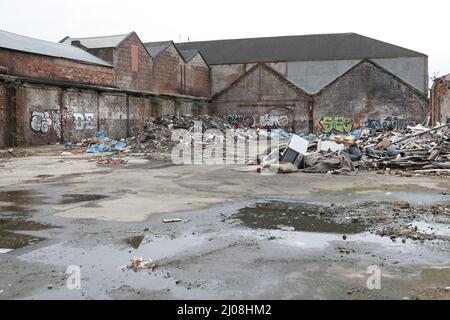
xmin=93 ymin=157 xmax=128 ymax=167
xmin=127 ymin=114 xmax=233 ymax=155
xmin=121 ymin=257 xmax=159 ymax=272
xmin=64 ymin=131 xmax=127 ymax=154
xmin=163 ymin=218 xmax=183 ymax=223
xmin=251 ymin=121 xmax=450 ymax=175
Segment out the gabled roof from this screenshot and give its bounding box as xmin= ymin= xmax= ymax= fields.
xmin=144 ymin=41 xmax=172 ymax=58
xmin=180 ymin=49 xmax=199 ymax=62
xmin=213 ymin=63 xmax=311 ymax=100
xmin=0 ymin=30 xmax=112 ymax=67
xmin=60 ymin=32 xmax=153 ymax=59
xmin=177 ymin=33 xmax=427 ymax=65
xmin=60 ymin=34 xmax=129 ymax=49
xmin=316 ymin=58 xmax=428 ymax=99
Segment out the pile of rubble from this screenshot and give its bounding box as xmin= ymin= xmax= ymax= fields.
xmin=65 ymin=131 xmax=127 ymax=154
xmin=126 ymin=114 xmax=233 ymax=154
xmin=93 ymin=157 xmax=128 ymax=167
xmin=361 ymin=123 xmax=450 ymax=173
xmin=255 ymin=122 xmax=450 ymax=175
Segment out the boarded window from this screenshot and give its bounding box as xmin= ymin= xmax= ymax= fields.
xmin=131 ymin=46 xmax=139 ymax=72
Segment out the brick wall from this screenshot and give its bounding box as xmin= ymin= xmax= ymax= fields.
xmin=0 ymin=48 xmax=115 ymax=87
xmin=113 ymin=33 xmax=152 ymax=92
xmin=151 ymin=44 xmax=183 ymax=95
xmin=7 ymin=80 xmax=209 ymax=147
xmin=431 ymin=79 xmax=450 ymax=124
xmin=184 ymin=54 xmax=210 ymax=97
xmin=313 ymin=60 xmax=429 ymax=133
xmin=213 ymin=64 xmax=311 ymax=133
xmin=0 ymin=82 xmax=11 ymax=146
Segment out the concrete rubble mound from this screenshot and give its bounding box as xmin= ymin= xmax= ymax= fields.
xmin=127 ymin=114 xmax=233 ymax=154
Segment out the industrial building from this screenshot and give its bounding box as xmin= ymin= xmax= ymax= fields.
xmin=0 ymin=30 xmax=430 ymax=148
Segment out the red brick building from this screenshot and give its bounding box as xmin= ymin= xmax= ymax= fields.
xmin=0 ymin=30 xmax=114 ymax=86
xmin=61 ymin=32 xmax=153 ymax=92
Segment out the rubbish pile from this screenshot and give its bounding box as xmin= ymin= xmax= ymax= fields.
xmin=254 ymin=122 xmax=450 ymax=175
xmin=64 ymin=131 xmax=127 ymax=154
xmin=127 ymin=114 xmax=233 ymax=154
xmin=361 ymin=123 xmax=450 ymax=172
xmin=121 ymin=257 xmax=159 ymax=273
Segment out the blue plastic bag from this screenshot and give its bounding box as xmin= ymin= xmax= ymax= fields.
xmin=86 ymin=144 xmax=111 ymax=153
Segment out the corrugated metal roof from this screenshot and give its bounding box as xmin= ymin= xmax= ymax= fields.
xmin=144 ymin=41 xmax=172 ymax=57
xmin=60 ymin=34 xmax=128 ymax=49
xmin=176 ymin=33 xmax=427 ymax=65
xmin=0 ymin=30 xmax=111 ymax=67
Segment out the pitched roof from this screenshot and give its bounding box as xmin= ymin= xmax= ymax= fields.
xmin=213 ymin=63 xmax=311 ymax=100
xmin=0 ymin=30 xmax=111 ymax=67
xmin=176 ymin=33 xmax=427 ymax=65
xmin=60 ymin=34 xmax=128 ymax=49
xmin=144 ymin=41 xmax=173 ymax=57
xmin=316 ymin=58 xmax=428 ymax=99
xmin=180 ymin=49 xmax=199 ymax=62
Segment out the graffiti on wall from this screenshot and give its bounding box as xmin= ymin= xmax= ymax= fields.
xmin=30 ymin=110 xmax=61 ymax=138
xmin=364 ymin=116 xmax=417 ymax=132
xmin=31 ymin=111 xmax=53 ymax=134
xmin=260 ymin=114 xmax=289 ymax=127
xmin=320 ymin=117 xmax=353 ymax=134
xmin=52 ymin=111 xmax=62 ymax=140
xmin=74 ymin=113 xmax=95 ymax=131
xmin=228 ymin=115 xmax=256 ymax=128
xmin=228 ymin=113 xmax=290 ymax=128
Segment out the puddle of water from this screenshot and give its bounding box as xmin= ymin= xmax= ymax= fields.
xmin=0 ymin=218 xmax=54 ymax=250
xmin=125 ymin=235 xmax=145 ymax=249
xmin=59 ymin=194 xmax=109 ymax=205
xmin=0 ymin=190 xmax=46 ymax=205
xmin=233 ymin=202 xmax=368 ymax=234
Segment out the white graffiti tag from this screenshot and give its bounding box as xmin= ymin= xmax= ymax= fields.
xmin=260 ymin=114 xmax=289 ymax=127
xmin=74 ymin=113 xmax=95 ymax=131
xmin=31 ymin=111 xmax=53 ymax=134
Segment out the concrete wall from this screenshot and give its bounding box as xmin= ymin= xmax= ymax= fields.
xmin=213 ymin=64 xmax=312 ymax=133
xmin=313 ymin=60 xmax=428 ymax=133
xmin=3 ymin=80 xmax=210 ymax=147
xmin=15 ymin=84 xmax=62 ymax=146
xmin=62 ymin=89 xmax=99 ymax=142
xmin=210 ymin=63 xmax=256 ymax=96
xmin=210 ymin=57 xmax=428 ymax=96
xmin=0 ymin=48 xmax=115 ymax=87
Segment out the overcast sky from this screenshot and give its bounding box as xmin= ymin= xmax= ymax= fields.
xmin=1 ymin=0 xmax=449 ymax=82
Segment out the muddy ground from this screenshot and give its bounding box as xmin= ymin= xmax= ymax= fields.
xmin=0 ymin=146 xmax=449 ymax=300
